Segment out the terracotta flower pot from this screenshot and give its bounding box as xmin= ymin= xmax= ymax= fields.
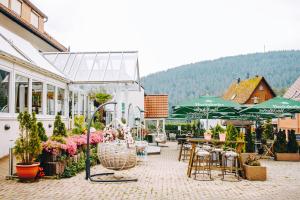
xmin=16 ymin=162 xmax=40 ymax=180
xmin=204 ymin=133 xmax=212 ymax=140
xmin=219 ymin=133 xmax=226 ymax=141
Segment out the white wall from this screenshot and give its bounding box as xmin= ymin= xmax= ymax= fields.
xmin=0 ymin=57 xmax=68 ymax=158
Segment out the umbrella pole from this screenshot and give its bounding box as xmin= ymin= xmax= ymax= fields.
xmin=206 ymin=112 xmax=209 ymax=130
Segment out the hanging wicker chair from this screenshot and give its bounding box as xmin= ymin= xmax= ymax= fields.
xmin=98 ymin=142 xmax=137 ymax=170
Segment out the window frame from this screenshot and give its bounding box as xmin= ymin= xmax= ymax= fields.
xmin=14 ymin=73 xmax=30 ymax=113
xmin=30 ymin=10 xmax=39 ymax=29
xmin=0 ymin=65 xmax=11 ymax=114
xmin=10 ymin=0 xmax=22 ymax=16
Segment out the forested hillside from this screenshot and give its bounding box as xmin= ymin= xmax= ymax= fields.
xmin=142 ymin=50 xmax=300 ymax=109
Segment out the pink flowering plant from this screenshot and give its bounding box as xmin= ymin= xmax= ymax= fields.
xmin=42 ymin=140 xmax=67 ymax=156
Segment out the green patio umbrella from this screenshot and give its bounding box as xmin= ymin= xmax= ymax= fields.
xmin=172 ymin=96 xmax=241 ymax=129
xmin=240 ymin=97 xmax=300 ymax=115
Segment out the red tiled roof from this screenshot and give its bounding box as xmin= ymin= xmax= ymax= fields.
xmin=144 ymin=95 xmax=168 ymax=118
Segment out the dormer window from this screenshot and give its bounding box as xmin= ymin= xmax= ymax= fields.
xmin=31 ymin=11 xmax=39 ymax=29
xmin=0 ymin=0 xmax=9 ymax=7
xmin=11 ymin=0 xmax=22 ymax=16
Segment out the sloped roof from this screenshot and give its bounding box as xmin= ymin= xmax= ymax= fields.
xmin=223 ymin=76 xmax=274 ymax=104
xmin=284 ymin=76 xmax=300 ymax=101
xmin=0 ymin=25 xmax=68 ymax=81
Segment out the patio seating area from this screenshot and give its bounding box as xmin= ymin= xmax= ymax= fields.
xmin=1 ymin=142 xmax=300 ymax=200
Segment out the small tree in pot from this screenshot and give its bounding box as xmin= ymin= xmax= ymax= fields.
xmin=14 ymin=112 xmax=42 ymax=180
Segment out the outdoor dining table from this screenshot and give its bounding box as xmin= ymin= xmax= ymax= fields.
xmin=186 ymin=138 xmax=245 ymax=178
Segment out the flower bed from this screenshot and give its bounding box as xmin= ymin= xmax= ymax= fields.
xmin=40 ymin=130 xmax=106 ymax=177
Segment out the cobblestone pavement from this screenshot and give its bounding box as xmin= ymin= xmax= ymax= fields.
xmin=0 ymin=142 xmax=300 ymax=200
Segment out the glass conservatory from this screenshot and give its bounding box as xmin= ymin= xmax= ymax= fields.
xmin=0 ymin=25 xmax=143 ymax=158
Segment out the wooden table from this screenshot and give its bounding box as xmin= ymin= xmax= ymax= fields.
xmin=186 ymin=138 xmax=245 ymax=178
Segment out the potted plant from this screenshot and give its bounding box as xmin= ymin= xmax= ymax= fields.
xmin=244 ymin=154 xmax=267 ymax=181
xmin=204 ymin=130 xmax=212 ymax=140
xmin=275 ymin=130 xmax=299 ymax=161
xmin=14 ymin=112 xmax=42 ymax=180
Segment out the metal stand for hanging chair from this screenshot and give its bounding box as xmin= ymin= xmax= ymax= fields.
xmin=85 ymin=101 xmax=138 ymax=183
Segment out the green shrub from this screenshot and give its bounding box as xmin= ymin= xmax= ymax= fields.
xmin=287 ymin=130 xmax=298 ymax=153
xmin=37 ymin=122 xmax=48 ymax=142
xmin=262 ymin=119 xmax=273 ymax=140
xmin=274 ymin=130 xmax=287 ymax=153
xmin=93 ymin=122 xmax=104 ymax=130
xmin=14 ymin=112 xmax=42 ymax=164
xmin=53 ymin=114 xmax=67 ymax=137
xmin=245 ymin=132 xmax=255 ymax=153
xmin=226 ymin=123 xmax=239 ymax=148
xmin=210 ymin=124 xmax=225 ymax=139
xmin=72 ymin=115 xmax=86 ymax=134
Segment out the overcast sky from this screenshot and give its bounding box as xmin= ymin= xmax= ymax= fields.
xmin=31 ymin=0 xmax=300 ymax=76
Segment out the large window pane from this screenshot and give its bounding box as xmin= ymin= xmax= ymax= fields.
xmin=15 ymin=74 xmax=29 ymax=113
xmin=0 ymin=68 xmax=9 ymax=113
xmin=0 ymin=0 xmax=9 ymax=7
xmin=47 ymin=84 xmax=55 ymax=115
xmin=11 ymin=0 xmax=21 ymax=15
xmin=57 ymin=88 xmax=65 ymax=115
xmin=74 ymin=93 xmax=78 ymax=115
xmin=32 ymin=80 xmax=42 ymax=114
xmin=69 ymin=91 xmax=73 ymax=118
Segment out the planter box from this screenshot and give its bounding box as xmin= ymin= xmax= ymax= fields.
xmin=43 ymin=161 xmax=66 ymax=176
xmin=275 ymin=153 xmax=300 ymax=161
xmin=244 ymin=165 xmax=266 ymax=181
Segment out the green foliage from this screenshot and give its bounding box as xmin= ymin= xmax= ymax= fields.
xmin=92 ymin=121 xmax=105 ymax=131
xmin=142 ymin=51 xmax=300 ymax=111
xmin=210 ymin=124 xmax=225 ymax=139
xmin=225 ymin=124 xmax=239 ymax=148
xmin=37 ymin=122 xmax=48 ymax=142
xmin=94 ymin=93 xmax=112 ymax=105
xmin=287 ymin=130 xmax=299 ymax=153
xmin=72 ymin=115 xmax=86 ymax=134
xmin=262 ymin=119 xmax=273 ymax=140
xmin=274 ymin=131 xmax=287 ymax=153
xmin=53 ymin=114 xmax=67 ymax=137
xmin=14 ymin=112 xmax=42 ymax=164
xmin=245 ymin=132 xmax=255 ymax=153
xmin=60 ymin=147 xmax=98 ymax=178
xmin=50 ymin=135 xmax=66 ymax=144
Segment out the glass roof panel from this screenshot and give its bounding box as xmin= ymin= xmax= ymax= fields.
xmin=0 ymin=26 xmax=67 ymax=79
xmin=43 ymin=51 xmax=139 ymax=84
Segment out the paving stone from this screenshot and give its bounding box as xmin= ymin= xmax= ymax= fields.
xmin=0 ymin=142 xmax=299 ymax=200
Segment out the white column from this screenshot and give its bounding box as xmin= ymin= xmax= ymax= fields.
xmin=162 ymin=118 xmax=166 ymax=133
xmin=28 ymin=78 xmax=32 ymax=114
xmin=71 ymin=91 xmax=74 ymax=128
xmin=54 ymin=86 xmax=58 ymax=115
xmin=9 ymin=70 xmax=15 ymax=114
xmin=42 ymin=83 xmax=47 ymax=115
xmin=64 ymin=89 xmax=68 ymax=118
